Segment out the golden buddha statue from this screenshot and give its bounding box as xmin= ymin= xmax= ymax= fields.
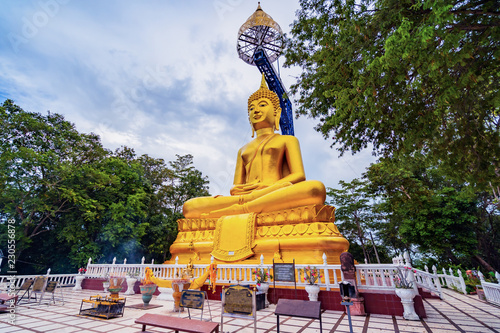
xmin=167 ymin=76 xmax=349 ymax=265
xmin=183 ymin=76 xmax=326 ymax=219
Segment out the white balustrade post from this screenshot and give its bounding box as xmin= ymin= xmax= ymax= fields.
xmin=46 ymin=268 xmax=51 ymax=276
xmin=73 ymin=274 xmax=85 ymax=291
xmin=477 ymin=271 xmax=489 ymax=302
xmin=403 ymin=251 xmax=411 ymax=267
xmin=424 ymin=265 xmax=431 ymax=287
xmin=174 ymin=256 xmax=179 ymax=277
xmin=112 ymin=257 xmax=116 ymax=265
xmin=449 ymin=268 xmax=455 ymax=289
xmin=141 ymin=256 xmax=145 ymax=265
xmin=433 ymin=265 xmax=442 ymax=298
xmin=211 ymin=256 xmax=214 ymax=264
xmin=322 ymin=253 xmax=330 ymax=291
xmin=123 ymin=258 xmax=127 ymax=265
xmin=458 ymin=270 xmax=467 ymax=294
xmin=495 ymin=271 xmax=500 ymax=284
xmin=409 ymin=268 xmax=418 ymax=294
xmin=87 ymin=257 xmax=92 ymax=268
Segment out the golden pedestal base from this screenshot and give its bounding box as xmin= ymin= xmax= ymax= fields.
xmin=167 ymin=205 xmax=349 ymax=265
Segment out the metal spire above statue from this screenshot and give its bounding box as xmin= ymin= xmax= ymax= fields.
xmin=237 ymin=2 xmax=294 ymax=136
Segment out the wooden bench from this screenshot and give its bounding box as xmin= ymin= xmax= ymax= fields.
xmin=135 ymin=313 xmax=219 ymax=333
xmin=274 ymin=299 xmax=322 ymax=333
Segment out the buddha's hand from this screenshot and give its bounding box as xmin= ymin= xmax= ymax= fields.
xmin=231 ymin=181 xmax=292 ymax=200
xmin=230 ymin=183 xmax=266 ymax=195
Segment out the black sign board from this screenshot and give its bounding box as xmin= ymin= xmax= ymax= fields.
xmin=224 ymin=286 xmax=253 ymax=315
xmin=180 ymin=290 xmax=205 ymax=310
xmin=273 ymin=263 xmax=295 ymax=282
xmin=273 ymin=259 xmax=297 ymax=301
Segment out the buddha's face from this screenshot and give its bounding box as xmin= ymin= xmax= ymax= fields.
xmin=248 ymin=97 xmax=275 ymax=130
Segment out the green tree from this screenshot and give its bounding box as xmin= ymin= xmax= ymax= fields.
xmin=165 ymin=154 xmax=210 ymax=214
xmin=328 ymin=178 xmax=391 ymax=263
xmin=328 ymin=179 xmax=372 ymax=262
xmin=58 ymin=148 xmax=151 ymax=266
xmin=365 ymin=156 xmax=499 ymax=271
xmin=0 ymin=99 xmax=108 ymax=272
xmin=140 ymin=154 xmax=210 ymax=262
xmin=0 ymin=100 xmax=211 ymax=271
xmin=285 ymin=0 xmax=499 ymax=189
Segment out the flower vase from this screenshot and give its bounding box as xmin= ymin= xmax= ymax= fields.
xmin=256 ymin=282 xmax=269 ymax=293
xmin=395 ymin=288 xmax=419 ymax=320
xmin=140 ymin=284 xmax=157 ymax=306
xmin=108 ymin=287 xmax=123 ymax=299
xmin=257 ymin=282 xmax=270 ymax=307
xmin=305 ymin=284 xmax=320 ymax=301
xmin=73 ymin=275 xmax=85 ymax=291
xmin=102 ymin=281 xmax=110 ymax=292
xmin=124 ymin=277 xmax=137 ymax=295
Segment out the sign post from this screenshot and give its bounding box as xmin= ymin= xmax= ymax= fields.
xmin=339 ymin=281 xmax=355 ymax=333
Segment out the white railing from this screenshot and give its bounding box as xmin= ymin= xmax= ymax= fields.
xmin=479 ymin=271 xmax=500 ymax=306
xmin=84 ymin=254 xmax=400 ymax=292
xmin=413 ymin=265 xmax=443 ymax=299
xmin=0 ymin=268 xmax=77 ymax=289
xmin=481 ymin=281 xmax=500 ymax=306
xmin=437 ymin=268 xmax=467 ymax=295
xmin=355 ymin=264 xmax=398 ymax=291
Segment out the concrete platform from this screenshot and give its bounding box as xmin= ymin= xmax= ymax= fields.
xmin=0 ymin=288 xmax=499 ymax=332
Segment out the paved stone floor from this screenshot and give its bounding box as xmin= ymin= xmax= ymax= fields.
xmin=0 ymin=288 xmax=499 ymax=332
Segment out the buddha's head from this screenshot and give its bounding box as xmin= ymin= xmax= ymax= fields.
xmin=248 ymin=75 xmax=281 ymax=136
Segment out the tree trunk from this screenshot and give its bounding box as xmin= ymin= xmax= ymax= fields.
xmin=473 ymin=254 xmax=497 ymax=273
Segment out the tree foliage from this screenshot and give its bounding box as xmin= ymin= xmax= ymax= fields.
xmin=286 ymin=0 xmax=499 ymax=188
xmin=0 ymin=100 xmax=210 ymax=273
xmin=328 ymin=156 xmax=499 ymax=271
xmin=328 ymin=179 xmax=388 ymax=263
xmin=363 ymin=155 xmax=499 ymax=270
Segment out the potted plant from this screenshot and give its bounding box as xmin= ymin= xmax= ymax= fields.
xmin=253 ymin=268 xmax=273 ymax=293
xmin=476 ymin=285 xmax=486 ymax=301
xmin=102 ymin=272 xmax=110 ymax=292
xmin=108 ymin=274 xmax=125 ymax=299
xmin=465 ymin=270 xmax=480 ymax=294
xmin=73 ymin=267 xmax=86 ymax=291
xmin=393 ymin=267 xmax=419 ymax=320
xmin=300 ymin=266 xmax=322 ymax=301
xmin=125 ymin=269 xmax=140 ymax=295
xmin=139 ymin=267 xmax=157 ymax=306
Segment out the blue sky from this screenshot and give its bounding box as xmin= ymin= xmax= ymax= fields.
xmin=0 ymin=0 xmax=375 ymax=195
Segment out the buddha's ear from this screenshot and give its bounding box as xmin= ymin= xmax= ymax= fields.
xmin=274 ymin=107 xmax=282 ymax=131
xmin=248 ymin=112 xmax=255 ymax=138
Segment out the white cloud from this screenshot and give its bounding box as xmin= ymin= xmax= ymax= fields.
xmin=0 ymin=0 xmax=376 ymax=197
